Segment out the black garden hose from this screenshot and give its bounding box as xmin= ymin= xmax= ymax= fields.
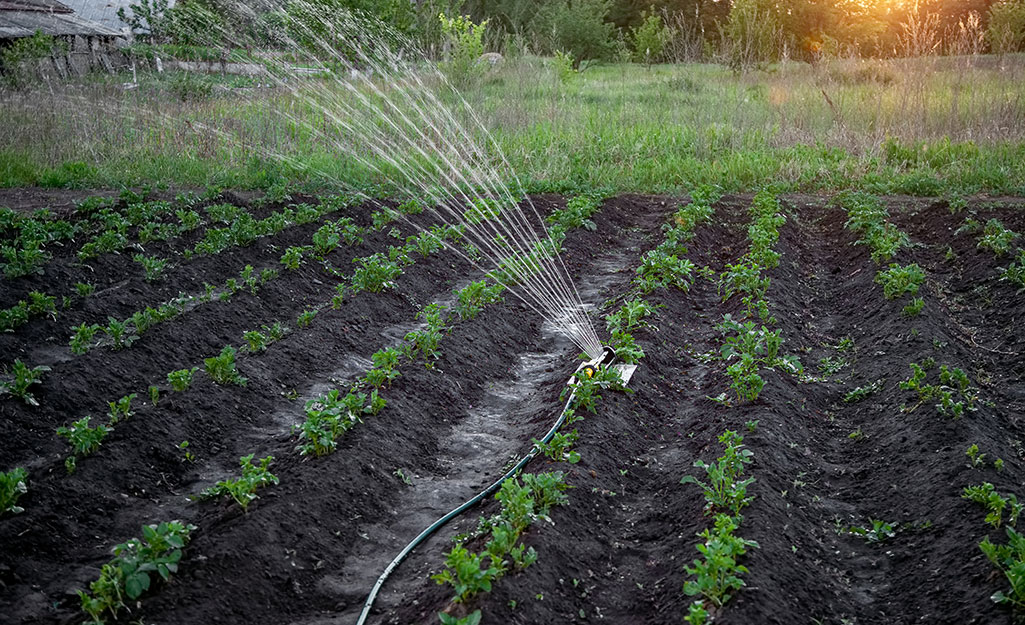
xmin=355 ymin=390 xmax=579 ymax=625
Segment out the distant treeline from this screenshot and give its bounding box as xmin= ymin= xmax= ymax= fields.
xmin=122 ymin=0 xmax=1025 ymax=64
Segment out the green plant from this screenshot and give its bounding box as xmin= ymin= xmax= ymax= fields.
xmin=167 ymin=367 xmax=197 ymax=392
xmin=242 ymin=330 xmax=268 ymax=352
xmin=979 ymin=526 xmax=1025 ymax=610
xmin=76 ymin=520 xmax=195 ymax=624
xmin=69 ymin=323 xmax=102 ymax=354
xmin=432 ymin=543 xmax=501 ymax=603
xmin=57 ymin=416 xmax=111 ymax=458
xmin=438 ymin=609 xmax=482 ymax=625
xmin=454 ymin=280 xmax=504 ymax=320
xmin=681 ymin=430 xmax=756 ymax=518
xmin=634 ymin=248 xmax=695 ymax=293
xmin=875 ymin=263 xmax=925 ymax=299
xmin=964 ymin=483 xmax=1023 ymax=529
xmin=631 ymin=11 xmax=672 ymax=64
xmin=280 ymin=245 xmax=310 ymax=270
xmin=967 ymin=444 xmax=987 ymax=468
xmin=1 ymin=360 xmax=50 ymax=406
xmin=297 ymin=389 xmax=363 ymax=457
xmin=204 ymin=345 xmax=246 ymax=386
xmin=105 ymin=317 xmax=136 ymax=350
xmin=902 ymin=297 xmax=925 ymax=316
xmin=1000 ymin=249 xmax=1025 ymax=289
xmin=684 ymin=600 xmax=709 ymax=625
xmin=149 ymin=385 xmax=159 ymax=406
xmin=291 ymin=309 xmax=316 ymax=329
xmin=133 ymin=254 xmax=170 ymax=282
xmin=848 ymin=519 xmax=896 ymax=543
xmin=533 ymin=430 xmax=581 ymax=464
xmin=0 ymin=301 xmax=29 ymax=332
xmin=263 ymin=321 xmax=288 ymax=341
xmin=978 ymin=219 xmax=1019 ymax=256
xmin=683 ymin=513 xmax=759 ymax=607
xmin=0 ymin=467 xmax=28 ymax=515
xmin=200 ymin=454 xmax=277 ymax=511
xmin=351 ymin=253 xmax=402 ymax=293
xmin=107 ymin=393 xmax=137 ymax=424
xmin=844 ymin=379 xmax=884 ymax=403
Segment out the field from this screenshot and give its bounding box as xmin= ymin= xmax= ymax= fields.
xmin=2 ymin=180 xmax=1024 ymax=625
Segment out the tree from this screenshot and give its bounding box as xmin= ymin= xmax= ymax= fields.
xmin=987 ymin=0 xmax=1025 ymax=51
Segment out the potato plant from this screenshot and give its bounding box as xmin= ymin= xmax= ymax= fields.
xmin=76 ymin=521 xmax=195 ymax=624
xmin=57 ymin=417 xmax=111 ymax=472
xmin=1 ymin=359 xmax=50 ymax=406
xmin=296 ymin=389 xmax=366 ymax=457
xmin=0 ymin=467 xmax=28 ymax=516
xmin=201 ymin=454 xmax=278 ymax=511
xmin=350 ymin=253 xmax=403 ymax=293
xmin=167 ymin=367 xmax=198 ymax=392
xmin=683 ymin=513 xmax=759 ymax=608
xmin=681 ymin=430 xmax=756 ymax=518
xmin=978 ymin=219 xmax=1019 ymax=256
xmin=875 ymin=263 xmax=925 ymax=300
xmin=454 ymin=280 xmax=504 ymax=320
xmin=839 ymin=191 xmax=910 ymax=263
xmin=204 ymin=346 xmax=247 ymax=386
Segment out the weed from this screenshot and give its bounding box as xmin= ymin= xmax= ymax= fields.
xmin=1 ymin=360 xmax=50 ymax=406
xmin=167 ymin=367 xmax=197 ymax=392
xmin=148 ymin=385 xmax=159 ymax=406
xmin=875 ymin=263 xmax=925 ymax=299
xmin=76 ymin=521 xmax=195 ymax=624
xmin=0 ymin=467 xmax=28 ymax=516
xmin=200 ymin=454 xmax=278 ymax=511
xmin=818 ymin=356 xmax=847 ymax=376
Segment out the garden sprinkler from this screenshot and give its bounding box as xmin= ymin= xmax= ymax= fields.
xmin=568 ymin=345 xmax=637 ymax=387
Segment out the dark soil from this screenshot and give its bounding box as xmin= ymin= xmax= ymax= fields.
xmin=1 ymin=192 xmax=1023 ymax=625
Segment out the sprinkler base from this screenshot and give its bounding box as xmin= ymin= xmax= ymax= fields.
xmin=568 ymin=345 xmax=636 ymax=386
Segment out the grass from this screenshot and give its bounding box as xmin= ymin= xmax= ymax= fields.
xmin=1 ymin=53 xmax=1024 ymax=194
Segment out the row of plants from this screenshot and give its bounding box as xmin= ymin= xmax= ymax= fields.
xmin=716 ymin=188 xmax=803 ymax=402
xmin=67 ymin=263 xmax=279 ymax=355
xmin=898 ymin=358 xmax=980 ymax=419
xmin=680 ymin=431 xmax=759 ymax=624
xmin=431 ymin=188 xmax=715 ymax=623
xmin=964 ymin=483 xmax=1025 ymax=612
xmin=837 ymin=191 xmax=924 ymax=316
xmin=968 ymin=217 xmax=1025 ymax=291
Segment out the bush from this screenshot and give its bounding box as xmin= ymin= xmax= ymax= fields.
xmin=720 ymin=0 xmax=781 ymax=71
xmin=439 ymin=13 xmax=488 ymax=87
xmin=0 ymin=31 xmax=67 ymax=89
xmin=987 ymin=0 xmax=1025 ymax=53
xmin=631 ymin=12 xmax=672 ymax=64
xmin=539 ymin=0 xmax=621 ymax=65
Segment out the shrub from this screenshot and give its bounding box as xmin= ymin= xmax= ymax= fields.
xmin=439 ymin=13 xmax=488 ymax=87
xmin=631 ymin=12 xmax=673 ymax=64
